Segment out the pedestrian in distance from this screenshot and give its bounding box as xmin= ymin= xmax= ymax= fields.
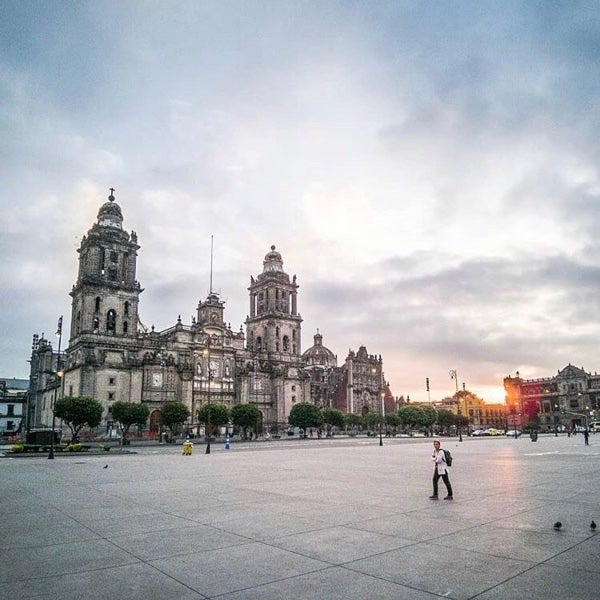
xmin=584 ymin=428 xmax=589 ymax=445
xmin=430 ymin=439 xmax=453 ymax=500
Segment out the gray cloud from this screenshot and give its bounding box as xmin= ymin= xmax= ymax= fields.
xmin=3 ymin=1 xmax=600 ymax=404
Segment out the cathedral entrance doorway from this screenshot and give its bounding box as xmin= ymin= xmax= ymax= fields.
xmin=149 ymin=409 xmax=161 ymax=434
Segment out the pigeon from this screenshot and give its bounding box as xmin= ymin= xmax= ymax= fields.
xmin=103 ymin=464 xmax=108 ymax=469
xmin=591 ymin=520 xmax=597 ymax=531
xmin=553 ymin=521 xmax=562 ymax=530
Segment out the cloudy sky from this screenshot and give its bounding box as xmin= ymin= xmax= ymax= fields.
xmin=2 ymin=1 xmax=600 ymax=404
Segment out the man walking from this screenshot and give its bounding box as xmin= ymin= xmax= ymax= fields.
xmin=430 ymin=439 xmax=453 ymax=500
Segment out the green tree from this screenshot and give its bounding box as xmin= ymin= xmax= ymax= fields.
xmin=364 ymin=410 xmax=381 ymax=433
xmin=197 ymin=403 xmax=230 ymax=436
xmin=111 ymin=401 xmax=150 ymax=441
xmin=420 ymin=405 xmax=437 ymax=435
xmin=161 ymin=402 xmax=190 ymax=438
xmin=436 ymin=409 xmax=456 ymax=434
xmin=385 ymin=413 xmax=400 ymax=432
xmin=345 ymin=412 xmax=362 ymax=431
xmin=397 ymin=405 xmax=423 ymax=434
xmin=321 ymin=408 xmax=345 ymax=433
xmin=54 ymin=396 xmax=103 ymax=442
xmin=231 ymin=403 xmax=261 ymax=439
xmin=288 ymin=402 xmax=323 ymax=436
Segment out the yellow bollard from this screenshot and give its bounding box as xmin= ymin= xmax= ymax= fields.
xmin=182 ymin=441 xmax=193 ymax=455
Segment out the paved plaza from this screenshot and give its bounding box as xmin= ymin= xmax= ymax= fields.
xmin=1 ymin=434 xmax=599 ymax=599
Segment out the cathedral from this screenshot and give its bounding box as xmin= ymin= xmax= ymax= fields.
xmin=28 ymin=191 xmax=392 ymax=436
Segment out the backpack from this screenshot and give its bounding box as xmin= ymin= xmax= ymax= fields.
xmin=443 ymin=449 xmax=453 ymax=467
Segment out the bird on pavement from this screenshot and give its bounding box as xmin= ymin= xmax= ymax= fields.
xmin=553 ymin=521 xmax=562 ymax=530
xmin=591 ymin=520 xmax=597 ymax=531
xmin=103 ymin=464 xmax=108 ymax=469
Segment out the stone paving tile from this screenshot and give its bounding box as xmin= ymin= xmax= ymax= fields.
xmin=218 ymin=565 xmax=441 ymax=599
xmin=0 ymin=538 xmax=139 ymax=582
xmin=344 ymin=542 xmax=535 ymax=600
xmin=210 ymin=511 xmax=331 ymax=541
xmin=474 ymin=563 xmax=600 ymax=600
xmin=0 ymin=562 xmax=206 ymax=600
xmin=349 ymin=511 xmax=485 ymax=541
xmin=149 ymin=542 xmax=328 ymax=597
xmin=109 ymin=523 xmax=252 ymax=561
xmin=84 ymin=510 xmax=197 ymax=539
xmin=269 ymin=523 xmax=415 ymax=563
xmin=428 ymin=522 xmax=586 ymax=563
xmin=544 ymin=533 xmax=600 ymax=571
xmin=0 ymin=514 xmax=103 ymax=550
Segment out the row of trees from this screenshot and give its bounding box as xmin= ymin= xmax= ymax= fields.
xmin=53 ymin=396 xmax=471 ymax=443
xmin=53 ymin=397 xmax=264 ymax=442
xmin=288 ymin=403 xmax=469 ymax=436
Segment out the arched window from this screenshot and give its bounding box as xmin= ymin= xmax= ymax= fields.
xmin=276 ymin=326 xmax=280 ymax=338
xmin=93 ymin=317 xmax=100 ymax=332
xmin=95 ymin=297 xmax=101 ymax=312
xmin=123 ymin=321 xmax=128 ymax=334
xmin=107 ymin=310 xmax=117 ymax=332
xmin=283 ymin=336 xmax=289 ymax=351
xmin=256 ymin=336 xmax=263 ymax=351
xmin=124 ymin=301 xmax=129 ymax=316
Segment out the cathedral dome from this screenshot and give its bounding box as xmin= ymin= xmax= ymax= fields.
xmin=302 ymin=330 xmax=337 ymax=367
xmin=96 ymin=189 xmax=123 ymax=229
xmin=262 ymin=245 xmax=284 ymax=274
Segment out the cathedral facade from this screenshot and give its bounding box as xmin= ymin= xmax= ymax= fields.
xmin=28 ymin=191 xmax=391 ymax=435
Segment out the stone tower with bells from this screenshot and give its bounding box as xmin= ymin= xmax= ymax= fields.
xmin=65 ymin=189 xmax=144 ymax=401
xmin=243 ymin=245 xmax=309 ymax=430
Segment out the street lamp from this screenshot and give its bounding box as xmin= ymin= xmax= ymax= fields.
xmin=48 ymin=316 xmax=63 ymax=460
xmin=379 ymin=391 xmax=385 ymax=446
xmin=449 ymin=370 xmax=462 ymax=442
xmin=204 ymin=339 xmax=212 ymax=454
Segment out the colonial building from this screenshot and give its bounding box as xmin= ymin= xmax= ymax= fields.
xmin=28 ymin=191 xmax=387 ymax=436
xmin=436 ymin=393 xmax=506 ymax=432
xmin=504 ymin=364 xmax=600 ymax=431
xmin=0 ymin=378 xmax=28 ymax=438
xmin=330 ymin=345 xmax=393 ymax=417
xmin=302 ymin=330 xmax=338 ymax=408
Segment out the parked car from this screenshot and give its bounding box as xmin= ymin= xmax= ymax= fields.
xmin=484 ymin=428 xmax=503 ymax=436
xmin=471 ymin=429 xmax=485 ymax=436
xmin=589 ymin=422 xmax=600 ymax=433
xmin=506 ymin=429 xmax=521 ymax=437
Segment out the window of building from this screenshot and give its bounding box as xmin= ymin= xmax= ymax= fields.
xmin=93 ymin=316 xmax=100 ymax=332
xmin=291 ymin=396 xmax=296 ymax=403
xmin=110 ymin=251 xmax=118 ymax=263
xmin=124 ymin=301 xmax=129 ymax=316
xmin=95 ymin=297 xmax=101 ymax=312
xmin=123 ymin=321 xmax=128 ymax=334
xmin=107 ymin=310 xmax=116 ymax=332
xmin=291 ymin=385 xmax=296 ymax=391
xmin=7 ymin=421 xmax=14 ymax=430
xmin=283 ymin=336 xmax=289 ymax=351
xmin=109 ymin=377 xmax=115 ymax=385
xmin=7 ymin=404 xmax=14 ymax=416
xmin=108 ymin=392 xmax=114 ymax=401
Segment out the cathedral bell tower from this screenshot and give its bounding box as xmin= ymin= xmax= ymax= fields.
xmin=69 ymin=189 xmax=142 ymax=342
xmin=246 ymin=245 xmax=302 ymax=355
